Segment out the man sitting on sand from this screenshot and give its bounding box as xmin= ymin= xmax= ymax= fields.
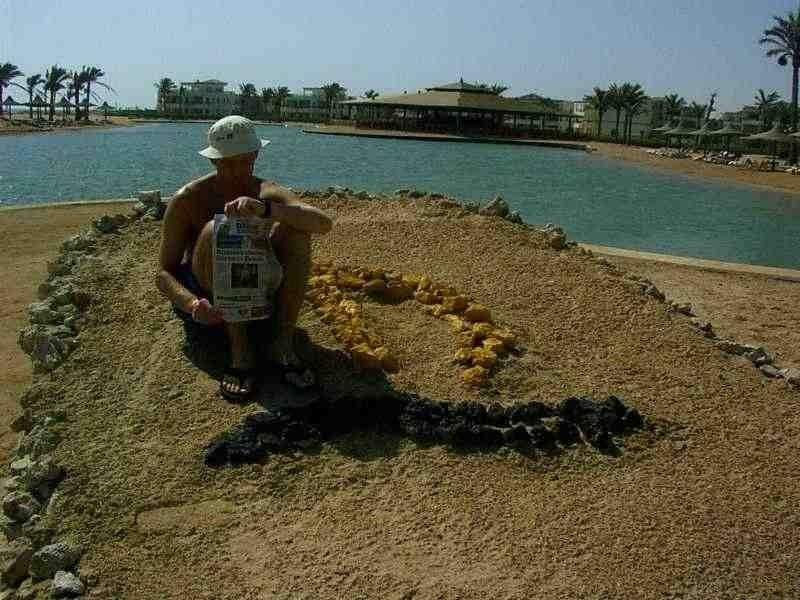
xmin=156 ymin=116 xmax=332 ymax=399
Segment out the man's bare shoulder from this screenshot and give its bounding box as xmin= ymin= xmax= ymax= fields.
xmin=171 ymin=173 xmax=215 ymax=207
xmin=169 ymin=173 xmax=214 ymax=214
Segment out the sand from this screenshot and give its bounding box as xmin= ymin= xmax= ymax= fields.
xmin=7 ymin=196 xmax=800 ymax=599
xmin=592 ymin=142 xmax=800 ymax=196
xmin=0 ymin=201 xmax=133 ymax=464
xmin=0 ymin=116 xmax=134 ymax=136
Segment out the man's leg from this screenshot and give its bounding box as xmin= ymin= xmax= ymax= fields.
xmin=267 ymin=222 xmax=312 ymax=366
xmin=192 ymin=220 xmax=255 ymax=396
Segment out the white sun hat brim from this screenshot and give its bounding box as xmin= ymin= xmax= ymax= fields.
xmin=198 ymin=138 xmax=270 ymax=159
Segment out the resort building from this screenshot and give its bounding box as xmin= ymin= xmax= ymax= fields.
xmin=158 ymin=79 xmax=238 ymax=118
xmin=719 ymin=110 xmax=763 ymax=134
xmin=341 ymin=79 xmax=576 ymax=136
xmin=284 ymin=87 xmax=346 ymax=121
xmin=580 ymin=97 xmax=659 ymax=140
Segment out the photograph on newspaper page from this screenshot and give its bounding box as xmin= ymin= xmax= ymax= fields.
xmin=212 ymin=214 xmax=272 ymax=322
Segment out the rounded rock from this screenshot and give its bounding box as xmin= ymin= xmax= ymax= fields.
xmin=29 ymin=542 xmax=80 ymax=580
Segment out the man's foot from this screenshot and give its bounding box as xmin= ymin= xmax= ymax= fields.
xmin=220 ymin=367 xmax=258 ymax=401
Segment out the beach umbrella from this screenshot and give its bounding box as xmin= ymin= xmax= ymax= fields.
xmin=708 ymin=122 xmax=743 ymax=152
xmin=687 ymin=122 xmax=714 ymax=151
xmin=3 ymin=96 xmax=17 ymax=120
xmin=743 ymin=124 xmax=796 ymax=170
xmin=32 ymin=95 xmax=45 ymax=121
xmin=652 ymin=122 xmax=674 ymax=134
xmin=664 ymin=120 xmax=697 ymax=148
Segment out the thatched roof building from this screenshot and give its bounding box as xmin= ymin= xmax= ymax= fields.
xmin=341 ymin=79 xmax=575 ymax=136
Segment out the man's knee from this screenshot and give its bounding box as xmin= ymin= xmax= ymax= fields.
xmin=272 ymin=223 xmax=311 ymax=266
xmin=191 ymin=220 xmax=215 ymax=289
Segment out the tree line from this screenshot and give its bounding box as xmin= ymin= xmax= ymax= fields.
xmin=0 ymin=62 xmax=113 ymax=121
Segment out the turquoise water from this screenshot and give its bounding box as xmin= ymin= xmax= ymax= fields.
xmin=1 ymin=122 xmax=800 ymax=268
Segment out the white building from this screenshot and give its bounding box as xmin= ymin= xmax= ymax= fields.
xmin=580 ymin=97 xmax=658 ymax=140
xmin=160 ymin=79 xmax=238 ymax=118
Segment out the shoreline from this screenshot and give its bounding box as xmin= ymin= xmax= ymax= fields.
xmin=301 ymin=125 xmax=800 ymax=197
xmin=0 ymin=116 xmax=136 ymax=137
xmin=301 ymin=125 xmax=588 ymax=151
xmin=591 ymin=141 xmax=800 ymax=196
xmin=2 ymin=198 xmax=798 ymax=276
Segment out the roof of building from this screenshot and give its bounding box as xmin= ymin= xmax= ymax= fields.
xmin=342 ymin=88 xmax=571 ymax=116
xmin=181 ymin=79 xmax=228 ymax=86
xmin=425 ymin=79 xmax=497 ymax=95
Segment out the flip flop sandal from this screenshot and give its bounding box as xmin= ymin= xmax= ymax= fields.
xmin=219 ymin=367 xmax=258 ymax=401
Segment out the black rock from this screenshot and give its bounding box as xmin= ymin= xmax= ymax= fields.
xmin=509 ymin=400 xmax=554 ymax=425
xmin=502 ymin=424 xmax=530 ymax=445
xmin=204 ymin=424 xmax=264 ymax=466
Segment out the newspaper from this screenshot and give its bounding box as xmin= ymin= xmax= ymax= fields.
xmin=212 ymin=214 xmax=273 ymax=322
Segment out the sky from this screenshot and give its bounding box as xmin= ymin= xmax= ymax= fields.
xmin=2 ymin=0 xmax=799 ymax=113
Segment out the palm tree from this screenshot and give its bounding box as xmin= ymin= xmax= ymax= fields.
xmin=754 ymin=89 xmax=781 ymax=129
xmin=154 ymin=77 xmax=176 ymax=113
xmin=687 ymin=101 xmax=707 ymax=129
xmin=761 ymin=8 xmax=800 ymax=161
xmin=621 ymin=83 xmax=647 ymax=143
xmin=705 ymin=92 xmax=717 ymax=122
xmin=321 ymin=82 xmax=345 ymax=119
xmin=260 ymin=87 xmax=275 ymax=117
xmin=584 ymin=87 xmax=609 ymax=137
xmin=177 ymin=84 xmax=186 ymax=118
xmin=64 ymin=81 xmax=74 ymax=118
xmin=0 ymin=63 xmax=25 ymax=117
xmin=663 ymin=93 xmax=686 ymax=126
xmin=82 ymin=67 xmax=113 ymax=121
xmin=608 ymin=83 xmax=623 ymax=138
xmin=274 ymin=86 xmax=290 ymax=119
xmin=70 ymin=70 xmax=85 ymax=122
xmin=43 ymin=65 xmax=69 ymax=122
xmin=238 ymin=82 xmax=257 ymax=117
xmin=363 ymin=89 xmax=379 ymax=100
xmin=24 ymin=74 xmax=44 ymax=120
xmin=616 ymin=83 xmax=634 ymax=141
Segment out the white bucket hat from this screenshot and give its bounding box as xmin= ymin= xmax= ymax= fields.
xmin=198 ymin=115 xmax=270 ymax=159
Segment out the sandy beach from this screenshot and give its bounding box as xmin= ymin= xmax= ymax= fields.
xmin=591 ymin=142 xmax=800 ymax=195
xmin=0 ymin=201 xmax=133 ymax=463
xmin=3 ymin=195 xmax=800 ymax=598
xmin=0 ymin=116 xmax=134 ymax=136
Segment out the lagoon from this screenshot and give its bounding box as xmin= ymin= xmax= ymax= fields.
xmin=1 ymin=122 xmax=799 ymax=268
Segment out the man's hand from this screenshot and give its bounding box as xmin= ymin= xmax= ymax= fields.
xmin=224 ymin=196 xmax=266 ymax=218
xmin=192 ymin=298 xmax=224 ymax=325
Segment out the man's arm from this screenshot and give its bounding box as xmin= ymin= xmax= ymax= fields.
xmin=155 ymin=191 xmax=199 ymax=313
xmin=259 ymin=183 xmax=333 ymax=234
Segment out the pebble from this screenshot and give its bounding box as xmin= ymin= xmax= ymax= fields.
xmin=52 ymin=570 xmax=85 ymax=597
xmin=1 ymin=538 xmax=33 ymax=588
xmin=478 ymin=196 xmax=510 ymax=217
xmin=779 ymin=367 xmax=800 ymax=386
xmin=29 ymin=542 xmax=80 ymax=580
xmin=2 ymin=491 xmax=41 ymax=523
xmin=760 ymin=364 xmax=781 ymax=378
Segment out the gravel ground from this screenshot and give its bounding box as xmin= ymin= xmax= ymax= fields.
xmin=19 ymin=196 xmax=800 ymax=599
